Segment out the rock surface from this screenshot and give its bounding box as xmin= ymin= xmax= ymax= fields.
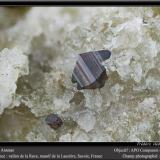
xmin=0 ymin=48 xmax=28 ymax=114
xmin=0 ymin=7 xmax=159 ymax=142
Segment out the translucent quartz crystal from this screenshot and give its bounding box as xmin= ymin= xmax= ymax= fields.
xmin=74 ymin=110 xmax=96 ymax=132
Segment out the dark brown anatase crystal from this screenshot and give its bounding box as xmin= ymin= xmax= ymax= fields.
xmin=72 ymin=50 xmax=111 ymax=90
xmin=45 ymin=114 xmax=63 ymax=129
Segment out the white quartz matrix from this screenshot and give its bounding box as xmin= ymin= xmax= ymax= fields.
xmin=0 ymin=7 xmax=160 ymax=142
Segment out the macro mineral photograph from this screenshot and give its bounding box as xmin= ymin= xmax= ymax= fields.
xmin=0 ymin=7 xmax=160 ymax=142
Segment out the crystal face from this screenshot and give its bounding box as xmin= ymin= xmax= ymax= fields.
xmin=72 ymin=50 xmax=111 ymax=90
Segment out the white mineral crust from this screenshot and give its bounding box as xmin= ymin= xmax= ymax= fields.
xmin=0 ymin=7 xmax=159 ymax=142
xmin=0 ymin=47 xmax=28 ymax=114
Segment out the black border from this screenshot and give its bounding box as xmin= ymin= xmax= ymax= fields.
xmin=0 ymin=142 xmax=159 ymax=147
xmin=0 ymin=1 xmax=160 ymax=6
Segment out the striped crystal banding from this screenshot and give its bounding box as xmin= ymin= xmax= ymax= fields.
xmin=72 ymin=49 xmax=111 ymax=90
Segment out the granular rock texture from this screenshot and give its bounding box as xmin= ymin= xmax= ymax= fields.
xmin=0 ymin=7 xmax=160 ymax=142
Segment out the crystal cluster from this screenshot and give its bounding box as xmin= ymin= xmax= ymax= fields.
xmin=0 ymin=7 xmax=159 ymax=142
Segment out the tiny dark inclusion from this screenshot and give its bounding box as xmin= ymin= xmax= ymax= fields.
xmin=45 ymin=114 xmax=63 ymax=129
xmin=72 ymin=50 xmax=111 ymax=90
